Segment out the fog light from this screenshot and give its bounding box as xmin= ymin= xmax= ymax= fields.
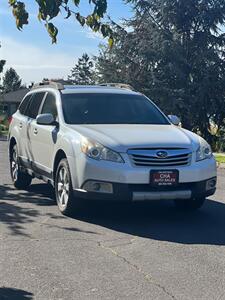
xmin=206 ymin=178 xmax=217 ymax=191
xmin=82 ymin=181 xmax=113 ymax=194
xmin=93 ymin=183 xmax=101 ymax=191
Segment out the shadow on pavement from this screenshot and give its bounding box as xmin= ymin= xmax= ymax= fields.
xmin=0 ymin=184 xmax=42 ymax=237
xmin=0 ymin=183 xmax=55 ymax=206
xmin=74 ymin=198 xmax=225 ymax=246
xmin=1 ymin=182 xmax=225 ymax=245
xmin=0 ymin=287 xmax=33 ymax=300
xmin=0 ymin=183 xmax=98 ymax=236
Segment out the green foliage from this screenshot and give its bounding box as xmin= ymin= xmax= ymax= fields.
xmin=8 ymin=0 xmax=114 ymax=45
xmin=95 ymin=44 xmax=126 ymax=84
xmin=11 ymin=1 xmax=28 ymax=29
xmin=214 ymin=127 xmax=225 ymax=152
xmin=0 ymin=43 xmax=6 ymax=81
xmin=0 ymin=111 xmax=9 ymax=135
xmin=96 ymin=0 xmax=225 ymax=143
xmin=45 ymin=22 xmax=58 ymax=44
xmin=68 ymin=53 xmax=97 ymax=85
xmin=2 ymin=68 xmax=22 ymax=93
xmin=215 ymin=155 xmax=225 ymax=163
xmin=0 ymin=60 xmax=5 ymax=74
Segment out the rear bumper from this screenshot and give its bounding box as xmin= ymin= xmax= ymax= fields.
xmin=74 ymin=177 xmax=217 ymax=202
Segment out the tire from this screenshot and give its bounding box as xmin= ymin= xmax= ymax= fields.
xmin=174 ymin=196 xmax=206 ymax=211
xmin=10 ymin=144 xmax=32 ymax=189
xmin=55 ymin=158 xmax=81 ymax=216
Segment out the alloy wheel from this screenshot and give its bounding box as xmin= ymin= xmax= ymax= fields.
xmin=11 ymin=148 xmax=18 ymax=182
xmin=57 ymin=166 xmax=70 ymax=208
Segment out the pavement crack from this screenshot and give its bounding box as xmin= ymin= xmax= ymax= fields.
xmin=98 ymin=240 xmax=177 ymax=300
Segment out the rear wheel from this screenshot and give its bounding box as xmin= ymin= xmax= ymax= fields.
xmin=174 ymin=197 xmax=206 ymax=211
xmin=55 ymin=158 xmax=81 ymax=216
xmin=10 ymin=144 xmax=32 ymax=189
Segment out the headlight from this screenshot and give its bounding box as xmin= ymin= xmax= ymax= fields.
xmin=81 ymin=138 xmax=124 ymax=163
xmin=196 ymin=138 xmax=212 ymax=161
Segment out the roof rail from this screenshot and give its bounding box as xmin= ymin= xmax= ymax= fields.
xmin=31 ymin=81 xmax=64 ymax=90
xmin=99 ymin=83 xmax=135 ymax=91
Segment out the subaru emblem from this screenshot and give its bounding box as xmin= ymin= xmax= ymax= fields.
xmin=156 ymin=150 xmax=168 ymax=158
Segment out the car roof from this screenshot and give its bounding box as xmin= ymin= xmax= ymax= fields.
xmin=61 ymin=85 xmax=140 ymax=95
xmin=30 ymin=82 xmax=141 ymax=96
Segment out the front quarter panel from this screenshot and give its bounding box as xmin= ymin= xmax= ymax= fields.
xmin=179 ymin=127 xmax=201 ymax=152
xmin=53 ymin=126 xmax=82 ymax=189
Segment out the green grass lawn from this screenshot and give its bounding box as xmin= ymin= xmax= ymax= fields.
xmin=215 ymin=155 xmax=225 ymax=164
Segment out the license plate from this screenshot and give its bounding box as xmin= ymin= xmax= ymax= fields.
xmin=150 ymin=170 xmax=179 ymax=186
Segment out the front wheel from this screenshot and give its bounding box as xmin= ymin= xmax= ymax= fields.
xmin=174 ymin=197 xmax=206 ymax=211
xmin=55 ymin=158 xmax=82 ymax=216
xmin=10 ymin=144 xmax=32 ymax=189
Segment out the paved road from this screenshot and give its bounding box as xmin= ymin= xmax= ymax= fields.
xmin=0 ymin=141 xmax=225 ymax=300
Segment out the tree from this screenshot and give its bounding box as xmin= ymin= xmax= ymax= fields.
xmin=8 ymin=0 xmax=114 ymax=45
xmin=68 ymin=53 xmax=96 ymax=85
xmin=95 ymin=44 xmax=127 ymax=84
xmin=0 ymin=59 xmax=6 ymax=91
xmin=0 ymin=43 xmax=6 ymax=78
xmin=96 ymin=0 xmax=225 ymax=143
xmin=0 ymin=60 xmax=5 ymax=74
xmin=2 ymin=68 xmax=22 ymax=93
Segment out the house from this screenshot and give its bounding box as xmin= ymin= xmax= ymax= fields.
xmin=0 ymin=88 xmax=29 ymax=116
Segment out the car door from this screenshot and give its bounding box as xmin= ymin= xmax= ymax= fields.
xmin=28 ymin=92 xmax=59 ymax=179
xmin=25 ymin=92 xmax=46 ymax=169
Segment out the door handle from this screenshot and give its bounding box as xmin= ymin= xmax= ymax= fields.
xmin=19 ymin=122 xmax=23 ymax=129
xmin=33 ymin=128 xmax=38 ymax=135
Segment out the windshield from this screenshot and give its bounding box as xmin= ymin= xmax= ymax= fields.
xmin=62 ymin=93 xmax=169 ymax=125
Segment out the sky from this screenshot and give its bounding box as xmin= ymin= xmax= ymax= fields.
xmin=0 ymin=0 xmax=133 ymax=85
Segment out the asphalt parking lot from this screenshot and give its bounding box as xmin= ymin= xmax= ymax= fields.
xmin=0 ymin=140 xmax=225 ymax=300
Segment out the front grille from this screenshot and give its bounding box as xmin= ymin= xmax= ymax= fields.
xmin=128 ymin=148 xmax=192 ymax=167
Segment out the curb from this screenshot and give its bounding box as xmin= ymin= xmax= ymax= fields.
xmin=217 ymin=163 xmax=225 ymax=169
xmin=214 ymin=153 xmax=225 ymax=157
xmin=0 ymin=136 xmax=7 ymax=141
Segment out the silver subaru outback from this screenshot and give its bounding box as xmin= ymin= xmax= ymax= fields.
xmin=8 ymin=82 xmax=217 ymax=215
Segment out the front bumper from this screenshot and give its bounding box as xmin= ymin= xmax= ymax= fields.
xmin=71 ymin=153 xmax=217 ymax=201
xmin=72 ymin=153 xmax=217 ymax=187
xmin=74 ymin=177 xmax=216 ymax=202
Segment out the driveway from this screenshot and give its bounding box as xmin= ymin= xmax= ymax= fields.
xmin=0 ymin=141 xmax=225 ymax=300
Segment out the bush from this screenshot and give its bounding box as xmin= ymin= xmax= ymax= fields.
xmin=0 ymin=111 xmax=10 ymax=134
xmin=0 ymin=123 xmax=7 ymax=130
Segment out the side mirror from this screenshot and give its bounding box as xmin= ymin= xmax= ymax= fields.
xmin=168 ymin=115 xmax=181 ymax=126
xmin=36 ymin=113 xmax=55 ymax=125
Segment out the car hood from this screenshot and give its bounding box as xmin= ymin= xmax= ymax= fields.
xmin=67 ymin=124 xmax=200 ymax=152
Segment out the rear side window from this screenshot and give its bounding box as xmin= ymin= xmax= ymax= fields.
xmin=41 ymin=93 xmax=58 ymax=118
xmin=25 ymin=92 xmax=46 ymax=119
xmin=19 ymin=94 xmax=32 ymax=115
